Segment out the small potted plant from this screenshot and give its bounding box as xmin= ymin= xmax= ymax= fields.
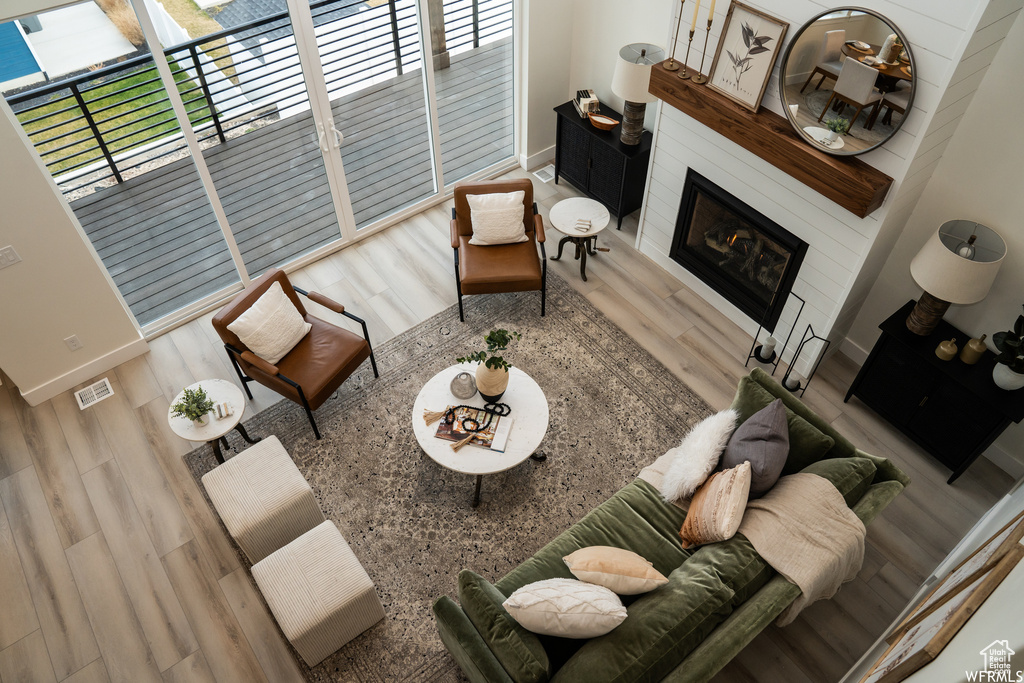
xmin=456 ymin=329 xmax=521 ymax=402
xmin=171 ymin=385 xmax=216 ymax=426
xmin=823 ymin=118 xmax=850 ymax=145
xmin=992 ymin=305 xmax=1024 ymax=390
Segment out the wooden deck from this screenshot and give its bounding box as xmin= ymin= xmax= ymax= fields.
xmin=70 ymin=39 xmax=512 ymax=326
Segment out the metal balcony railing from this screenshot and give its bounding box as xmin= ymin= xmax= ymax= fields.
xmin=4 ymin=0 xmax=511 ymax=196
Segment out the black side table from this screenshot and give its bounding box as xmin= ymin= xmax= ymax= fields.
xmin=554 ymin=102 xmax=652 ymax=228
xmin=845 ymin=301 xmax=1024 ymax=483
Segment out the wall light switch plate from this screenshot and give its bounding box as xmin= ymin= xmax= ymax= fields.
xmin=0 ymin=246 xmax=21 ymax=269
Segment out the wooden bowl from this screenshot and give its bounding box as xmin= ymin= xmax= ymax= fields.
xmin=587 ymin=113 xmax=619 ymax=131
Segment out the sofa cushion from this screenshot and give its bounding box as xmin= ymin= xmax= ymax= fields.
xmin=745 ymin=367 xmax=857 ymax=459
xmin=497 ymin=480 xmax=691 ymax=596
xmin=730 ymin=376 xmax=834 ymax=474
xmin=459 ymin=570 xmax=550 ymax=683
xmin=550 ymin=535 xmax=773 ymax=682
xmin=800 ymin=457 xmax=878 ymax=507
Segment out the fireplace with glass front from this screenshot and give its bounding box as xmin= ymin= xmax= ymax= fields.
xmin=669 ymin=170 xmax=807 ymax=332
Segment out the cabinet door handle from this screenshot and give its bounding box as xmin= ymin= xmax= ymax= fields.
xmin=919 ymin=396 xmax=928 ymax=407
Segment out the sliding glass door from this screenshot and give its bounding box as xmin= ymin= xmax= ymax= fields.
xmin=2 ymin=0 xmax=515 ymax=332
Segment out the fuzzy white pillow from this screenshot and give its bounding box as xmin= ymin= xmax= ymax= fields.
xmin=502 ymin=578 xmax=627 ymax=638
xmin=467 ymin=191 xmax=528 ymax=245
xmin=661 ymin=409 xmax=738 ymax=503
xmin=226 ymin=281 xmax=311 ymax=365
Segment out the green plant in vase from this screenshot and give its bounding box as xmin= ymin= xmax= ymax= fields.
xmin=457 ymin=329 xmax=521 ymax=402
xmin=171 ymin=386 xmax=216 ymax=426
xmin=993 ymin=305 xmax=1024 ymax=390
xmin=822 ymin=117 xmax=850 ymax=147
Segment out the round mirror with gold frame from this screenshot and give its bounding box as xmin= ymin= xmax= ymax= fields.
xmin=779 ymin=7 xmax=915 ymax=156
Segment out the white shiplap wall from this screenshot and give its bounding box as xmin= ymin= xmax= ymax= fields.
xmin=637 ymin=0 xmax=1017 ymax=375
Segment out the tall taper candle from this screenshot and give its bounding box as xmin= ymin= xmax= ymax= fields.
xmin=708 ymin=0 xmax=716 ymax=17
xmin=690 ymin=0 xmax=701 ymax=31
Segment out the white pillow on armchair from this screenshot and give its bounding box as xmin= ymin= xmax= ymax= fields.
xmin=467 ymin=191 xmax=529 ymax=245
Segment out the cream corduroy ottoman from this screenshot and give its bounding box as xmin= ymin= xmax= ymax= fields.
xmin=201 ymin=435 xmax=324 ymax=564
xmin=252 ymin=520 xmax=385 ymax=666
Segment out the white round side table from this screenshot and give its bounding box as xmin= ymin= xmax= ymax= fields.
xmin=412 ymin=363 xmax=549 ymax=507
xmin=549 ymin=197 xmax=611 ymax=282
xmin=167 ymin=379 xmax=260 ymax=463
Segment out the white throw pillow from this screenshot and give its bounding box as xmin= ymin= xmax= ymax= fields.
xmin=467 ymin=191 xmax=528 ymax=245
xmin=660 ymin=409 xmax=738 ymax=503
xmin=502 ymin=578 xmax=627 ymax=638
xmin=226 ymin=281 xmax=311 ymax=365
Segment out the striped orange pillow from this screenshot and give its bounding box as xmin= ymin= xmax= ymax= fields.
xmin=679 ymin=462 xmax=751 ymax=549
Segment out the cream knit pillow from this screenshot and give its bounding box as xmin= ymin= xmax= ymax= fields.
xmin=502 ymin=578 xmax=627 ymax=638
xmin=227 ymin=281 xmax=311 ymax=365
xmin=467 ymin=191 xmax=528 ymax=245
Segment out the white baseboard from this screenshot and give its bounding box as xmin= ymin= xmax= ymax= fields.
xmin=20 ymin=335 xmax=149 ymax=406
xmin=984 ymin=443 xmax=1024 ymax=479
xmin=839 ymin=337 xmax=870 ymax=366
xmin=519 ymin=145 xmax=555 ymax=172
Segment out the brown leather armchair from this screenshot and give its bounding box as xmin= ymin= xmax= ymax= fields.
xmin=212 ymin=269 xmax=377 ymax=440
xmin=451 ymin=179 xmax=546 ymax=321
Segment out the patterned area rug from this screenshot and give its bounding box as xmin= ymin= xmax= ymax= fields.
xmin=184 ymin=273 xmax=712 ymax=681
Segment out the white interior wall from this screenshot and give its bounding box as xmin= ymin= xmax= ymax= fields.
xmin=0 ymin=100 xmax=146 ymax=404
xmin=567 ymin=0 xmax=673 ymax=132
xmin=519 ymin=0 xmax=573 ymax=167
xmin=848 ymin=9 xmax=1024 ymax=470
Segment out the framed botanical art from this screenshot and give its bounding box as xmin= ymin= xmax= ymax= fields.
xmin=886 ymin=507 xmax=1024 ymax=643
xmin=707 ymin=1 xmax=789 ymax=112
xmin=860 ymin=545 xmax=1023 ymax=683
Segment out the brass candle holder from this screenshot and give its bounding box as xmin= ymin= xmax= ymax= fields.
xmin=663 ymin=0 xmax=685 ymax=71
xmin=679 ymin=29 xmax=695 ymax=79
xmin=691 ymin=18 xmax=714 ymax=84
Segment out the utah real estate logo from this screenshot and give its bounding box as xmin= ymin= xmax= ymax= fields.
xmin=969 ymin=641 xmax=1023 ymax=682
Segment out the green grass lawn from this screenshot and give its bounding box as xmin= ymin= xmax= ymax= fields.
xmin=17 ymin=62 xmax=212 ymax=177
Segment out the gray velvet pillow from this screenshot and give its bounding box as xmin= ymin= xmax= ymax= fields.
xmin=718 ymin=398 xmax=789 ymax=498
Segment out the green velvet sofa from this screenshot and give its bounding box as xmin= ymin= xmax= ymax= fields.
xmin=433 ymin=367 xmax=909 ymax=683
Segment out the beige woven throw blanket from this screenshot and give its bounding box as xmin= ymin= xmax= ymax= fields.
xmin=738 ymin=473 xmax=866 ymax=625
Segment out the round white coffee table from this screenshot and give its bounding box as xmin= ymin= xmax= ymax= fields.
xmin=168 ymin=379 xmax=259 ymax=463
xmin=549 ymin=197 xmax=610 ymax=282
xmin=412 ymin=364 xmax=549 ymax=507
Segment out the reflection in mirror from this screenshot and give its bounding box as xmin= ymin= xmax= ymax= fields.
xmin=779 ymin=8 xmax=914 ymax=156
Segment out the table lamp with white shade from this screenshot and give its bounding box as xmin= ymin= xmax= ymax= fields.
xmin=906 ymin=220 xmax=1006 ymax=335
xmin=611 ymin=43 xmax=665 ymax=146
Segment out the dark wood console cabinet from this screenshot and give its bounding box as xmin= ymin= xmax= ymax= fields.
xmin=846 ymin=301 xmax=1024 ymax=483
xmin=554 ymin=101 xmax=652 ymax=229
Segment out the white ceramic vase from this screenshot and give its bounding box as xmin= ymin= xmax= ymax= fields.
xmin=192 ymin=414 xmax=209 ymax=427
xmin=476 ymin=363 xmax=509 ymax=402
xmin=823 ymin=130 xmax=839 ymax=144
xmin=992 ymin=363 xmax=1024 ymax=391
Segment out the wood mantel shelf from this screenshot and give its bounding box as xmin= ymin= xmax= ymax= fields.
xmin=649 ymin=62 xmax=893 ymax=218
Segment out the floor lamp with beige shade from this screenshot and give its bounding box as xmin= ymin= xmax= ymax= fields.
xmin=906 ymin=220 xmax=1006 ymax=335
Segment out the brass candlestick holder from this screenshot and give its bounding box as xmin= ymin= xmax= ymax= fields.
xmin=679 ymin=29 xmax=695 ymax=79
xmin=691 ymin=18 xmax=714 ymax=84
xmin=663 ymin=0 xmax=685 ymax=71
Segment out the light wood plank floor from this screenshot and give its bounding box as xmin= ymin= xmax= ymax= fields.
xmin=0 ymin=168 xmax=1013 ymax=682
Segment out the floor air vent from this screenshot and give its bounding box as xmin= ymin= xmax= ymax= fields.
xmin=75 ymin=378 xmax=114 ymax=410
xmin=532 ymin=164 xmax=556 ymax=183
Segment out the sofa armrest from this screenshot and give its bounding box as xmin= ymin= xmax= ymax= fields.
xmin=433 ymin=596 xmax=514 ymax=683
xmin=851 ymin=480 xmax=904 ymax=526
xmin=855 ymin=449 xmax=911 ymax=487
